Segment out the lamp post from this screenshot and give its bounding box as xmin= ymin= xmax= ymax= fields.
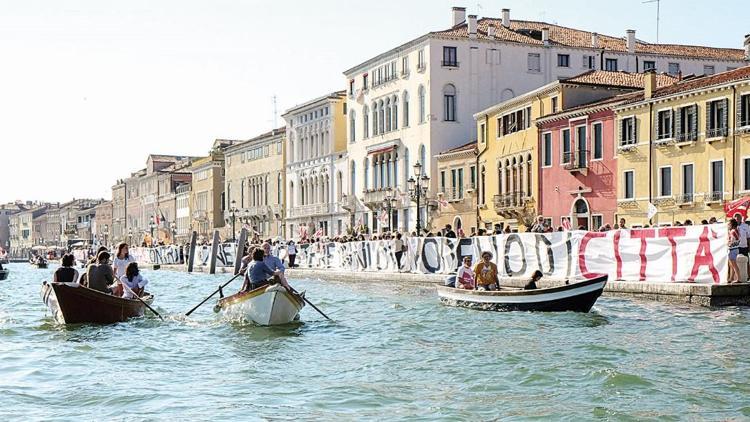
xmin=382 ymin=189 xmax=397 ymax=232
xmin=128 ymin=227 xmax=133 ymax=245
xmin=229 ymin=200 xmax=238 ymax=242
xmin=149 ymin=215 xmax=156 ymax=246
xmin=407 ymin=161 xmax=430 ymax=235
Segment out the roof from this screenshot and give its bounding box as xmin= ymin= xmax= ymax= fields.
xmin=433 ymin=18 xmax=745 ymax=61
xmin=562 ymin=70 xmax=677 ymax=89
xmin=225 ymin=127 xmax=287 ymax=154
xmin=536 ymin=91 xmax=643 ymax=124
xmin=622 ymin=65 xmax=750 ymax=105
xmin=282 ymin=90 xmax=347 ymax=116
xmin=438 ymin=141 xmax=478 ymax=156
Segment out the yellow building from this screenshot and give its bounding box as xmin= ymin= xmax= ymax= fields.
xmin=475 ymin=71 xmax=650 ymax=231
xmin=432 ymin=141 xmax=478 ymax=235
xmin=615 ymin=67 xmax=750 ymax=226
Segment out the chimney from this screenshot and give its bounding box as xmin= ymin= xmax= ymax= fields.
xmin=488 ymin=25 xmax=496 ymax=38
xmin=745 ymin=34 xmax=750 ymax=61
xmin=542 ymin=27 xmax=550 ymax=45
xmin=626 ymin=29 xmax=636 ymax=54
xmin=501 ymin=8 xmax=510 ymax=28
xmin=644 ymin=70 xmax=656 ymax=99
xmin=591 ymin=32 xmax=599 ymax=48
xmin=468 ymin=15 xmax=478 ymax=38
xmin=452 ymin=6 xmax=466 ymax=27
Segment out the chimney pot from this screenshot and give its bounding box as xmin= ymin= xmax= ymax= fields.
xmin=501 ymin=8 xmax=510 ymax=28
xmin=468 ymin=15 xmax=478 ymax=37
xmin=452 ymin=6 xmax=466 ymax=27
xmin=542 ymin=27 xmax=550 ymax=45
xmin=744 ymin=34 xmax=750 ymax=61
xmin=626 ymin=29 xmax=636 ymax=54
xmin=644 ymin=70 xmax=656 ymax=99
xmin=488 ymin=25 xmax=496 ymax=38
xmin=591 ymin=32 xmax=599 ymax=48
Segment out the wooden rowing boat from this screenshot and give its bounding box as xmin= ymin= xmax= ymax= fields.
xmin=437 ymin=275 xmax=607 ymax=313
xmin=0 ymin=269 xmax=8 ymax=281
xmin=33 ymin=262 xmax=48 ymax=269
xmin=215 ymin=283 xmax=305 ymax=326
xmin=40 ymin=281 xmax=155 ymax=324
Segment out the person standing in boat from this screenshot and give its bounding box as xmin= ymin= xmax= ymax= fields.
xmin=113 ymin=242 xmax=135 ymax=280
xmin=241 ymin=248 xmax=285 ymax=291
xmin=52 ymin=254 xmax=79 ymax=284
xmin=474 ymin=251 xmax=500 ymax=291
xmin=87 ymin=251 xmax=115 ymax=294
xmin=120 ymin=262 xmax=149 ymax=299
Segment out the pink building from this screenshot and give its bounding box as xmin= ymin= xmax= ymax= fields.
xmin=536 ymin=95 xmax=632 ymax=230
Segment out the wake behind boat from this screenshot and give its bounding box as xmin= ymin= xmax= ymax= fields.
xmin=214 ymin=283 xmax=305 ymax=326
xmin=437 ymin=275 xmax=607 ymax=313
xmin=41 ymin=281 xmax=155 ymax=324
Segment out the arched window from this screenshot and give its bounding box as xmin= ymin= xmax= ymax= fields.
xmin=385 ymin=98 xmax=392 ymax=132
xmin=288 ymin=138 xmax=295 ymax=164
xmin=364 ymin=157 xmax=370 ymax=190
xmin=443 ymin=84 xmax=456 ymax=122
xmin=349 ymin=111 xmax=356 ymax=143
xmin=392 ymin=96 xmax=398 ymax=130
xmin=402 ymin=91 xmax=410 ymax=127
xmin=403 ymin=147 xmax=410 ymax=187
xmin=574 ymin=199 xmax=589 ymax=214
xmin=419 ymin=144 xmax=426 ymax=176
xmin=378 ymin=100 xmax=385 ymax=134
xmin=321 ymin=132 xmax=326 ymax=155
xmin=350 ymin=161 xmax=356 ymax=195
xmin=526 ymin=154 xmax=532 ymax=197
xmin=300 ymin=180 xmax=306 ymax=205
xmin=418 ymin=85 xmax=426 ymax=123
xmin=363 ymin=106 xmax=369 ymax=138
xmin=372 ymin=102 xmax=378 ymax=136
xmin=336 ymin=171 xmax=343 ymax=201
xmin=265 ymin=175 xmax=269 ymax=205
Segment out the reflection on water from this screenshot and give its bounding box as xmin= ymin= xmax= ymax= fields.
xmin=0 ymin=262 xmax=749 ymax=419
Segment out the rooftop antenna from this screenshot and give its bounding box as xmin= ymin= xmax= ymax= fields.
xmin=643 ymin=0 xmax=661 ymax=43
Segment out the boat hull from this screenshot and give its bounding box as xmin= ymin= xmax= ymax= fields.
xmin=0 ymin=270 xmax=8 ymax=281
xmin=437 ymin=276 xmax=607 ymax=313
xmin=216 ymin=284 xmax=305 ymax=326
xmin=34 ymin=263 xmax=48 ymax=269
xmin=41 ymin=282 xmax=153 ymax=324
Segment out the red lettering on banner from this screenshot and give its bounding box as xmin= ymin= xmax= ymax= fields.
xmin=579 ymin=231 xmax=606 ymax=279
xmin=658 ymin=227 xmax=687 ymax=282
xmin=689 ymin=226 xmax=720 ymax=284
xmin=613 ymin=230 xmax=623 ymax=280
xmin=630 ymin=229 xmax=655 ymax=281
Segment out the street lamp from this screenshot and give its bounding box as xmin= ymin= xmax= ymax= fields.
xmin=408 ymin=161 xmax=430 ymax=235
xmin=149 ymin=215 xmax=156 ymax=246
xmin=382 ymin=189 xmax=398 ymax=232
xmin=229 ymin=200 xmax=238 ymax=242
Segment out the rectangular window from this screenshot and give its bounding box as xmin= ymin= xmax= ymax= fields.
xmin=450 ymin=169 xmax=457 ymax=199
xmin=440 ymin=170 xmax=446 ymax=193
xmin=551 ymin=97 xmax=558 ymax=113
xmin=457 ymin=168 xmax=464 ymax=199
xmin=486 ymin=48 xmax=500 ymax=64
xmin=659 ymin=167 xmax=672 ymax=197
xmin=643 ymin=61 xmax=656 ymax=71
xmin=528 ymin=53 xmax=541 ymax=72
xmin=624 ymin=171 xmax=635 ymax=199
xmin=593 ymin=123 xmax=603 ymax=159
xmin=417 ymin=49 xmax=425 ymax=70
xmin=557 ymin=54 xmax=570 ymax=67
xmin=707 ymin=99 xmax=728 ymax=137
xmin=444 ymin=92 xmax=456 ymax=121
xmin=592 ymin=215 xmax=603 ymax=230
xmin=561 ymin=129 xmax=571 ymax=164
xmin=363 ymin=74 xmax=368 ymax=88
xmin=401 ymin=56 xmax=409 ymax=75
xmin=583 ymin=55 xmax=596 ymax=69
xmin=668 ymin=62 xmax=680 ymax=75
xmin=605 ymin=58 xmax=618 ymax=71
xmin=710 ymin=161 xmax=724 ymax=200
xmin=621 ymin=117 xmax=636 ymax=145
xmin=656 ymin=110 xmax=673 ymax=140
xmin=479 ymin=123 xmax=486 ymax=143
xmin=704 ymin=65 xmax=715 ymax=75
xmin=469 ymin=166 xmax=476 ymax=189
xmin=542 ymin=132 xmax=552 ymax=166
xmin=741 ymin=94 xmax=750 ymax=127
xmin=349 ymin=80 xmax=354 ymax=95
xmin=442 ymin=46 xmax=458 ymax=67
xmin=676 ymin=105 xmax=697 ymax=142
xmin=744 ymin=158 xmax=750 ymax=191
xmin=681 ymin=164 xmax=694 ymax=200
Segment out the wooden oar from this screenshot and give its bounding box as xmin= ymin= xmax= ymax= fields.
xmin=121 ymin=282 xmax=164 ymax=321
xmin=285 ymin=285 xmax=332 ymax=321
xmin=185 ymin=272 xmax=243 ymax=316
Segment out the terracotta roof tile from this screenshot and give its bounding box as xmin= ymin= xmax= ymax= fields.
xmin=620 ymin=65 xmax=750 ymax=104
xmin=432 ymin=18 xmax=745 ymax=61
xmin=438 ymin=141 xmax=478 ymax=156
xmin=563 ymin=70 xmax=677 ymax=89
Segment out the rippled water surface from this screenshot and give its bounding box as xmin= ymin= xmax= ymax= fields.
xmin=1 ymin=263 xmax=749 ymax=420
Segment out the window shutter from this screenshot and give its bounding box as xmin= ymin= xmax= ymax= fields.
xmin=691 ymin=104 xmax=698 ymax=138
xmin=737 ymin=94 xmax=744 ymax=126
xmin=721 ymin=98 xmax=729 ymax=134
xmin=498 ymin=117 xmax=503 ymax=137
xmin=670 ymin=110 xmax=675 ymax=138
xmin=705 ymin=101 xmax=711 ymax=134
xmin=675 ymin=107 xmax=683 ymax=137
xmin=633 ymin=118 xmax=638 ymax=143
xmin=582 ymin=55 xmax=588 ymax=68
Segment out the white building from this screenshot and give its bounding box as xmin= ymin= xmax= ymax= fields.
xmin=283 ymin=91 xmax=349 ymax=239
xmin=343 ymin=6 xmax=749 ymax=233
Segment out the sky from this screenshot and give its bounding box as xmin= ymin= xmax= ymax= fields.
xmin=1 ymin=0 xmax=747 ymax=204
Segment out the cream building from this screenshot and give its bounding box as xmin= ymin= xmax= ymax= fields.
xmin=283 ymin=90 xmax=349 ymax=239
xmin=343 ymin=6 xmax=748 ymax=233
xmin=224 ymin=128 xmax=286 ymax=239
xmin=188 ymin=140 xmax=236 ymax=242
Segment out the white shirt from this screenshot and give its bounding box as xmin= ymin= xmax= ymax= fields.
xmin=739 ymin=223 xmax=750 ymax=248
xmin=287 ymin=244 xmax=297 ymax=254
xmin=120 ymin=274 xmax=148 ymax=299
xmin=113 ymin=255 xmax=136 ymax=279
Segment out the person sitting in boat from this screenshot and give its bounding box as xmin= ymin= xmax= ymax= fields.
xmin=112 ymin=242 xmax=135 ymax=280
xmin=241 ymin=248 xmax=286 ymax=291
xmin=87 ymin=251 xmax=115 ymax=294
xmin=524 ymin=270 xmax=543 ymax=290
xmin=53 ymin=254 xmax=79 ymax=284
xmin=262 ymin=242 xmax=290 ymax=287
xmin=120 ymin=262 xmax=149 ymax=299
xmin=456 ymin=256 xmax=476 ymax=290
xmin=474 ymin=251 xmax=499 ymax=291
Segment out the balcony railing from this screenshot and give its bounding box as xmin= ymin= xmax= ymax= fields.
xmin=362 ymin=188 xmax=397 ymax=206
xmin=441 ymin=60 xmax=459 ymax=67
xmin=563 ymin=150 xmax=588 ymax=171
xmin=675 ymin=193 xmax=694 ymax=205
xmin=706 ymin=127 xmax=728 ymax=138
xmin=341 ymin=194 xmax=358 ymax=212
xmin=493 ymin=191 xmax=527 ymax=213
xmin=288 ymin=204 xmax=330 ymax=218
xmin=675 ymin=131 xmax=698 ymax=143
xmin=705 ymin=191 xmax=724 ymax=203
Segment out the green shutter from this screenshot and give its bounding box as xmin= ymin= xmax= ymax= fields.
xmin=617 ymin=118 xmax=623 ymax=146
xmin=721 ymin=98 xmax=729 ymax=135
xmin=675 ymin=107 xmax=683 ymax=139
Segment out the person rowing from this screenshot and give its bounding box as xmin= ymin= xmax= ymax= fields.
xmin=240 ymin=248 xmax=289 ymax=292
xmin=262 ymin=242 xmax=291 ymax=288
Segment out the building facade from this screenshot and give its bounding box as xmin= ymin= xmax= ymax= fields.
xmin=343 ymin=7 xmax=748 ymax=233
xmin=615 ymin=66 xmax=750 ymax=226
xmin=111 ymin=181 xmax=126 ymax=244
xmin=187 ymin=140 xmax=235 ymax=242
xmin=10 ymin=205 xmax=47 ymax=257
xmin=224 ymin=128 xmax=286 ymax=239
xmin=432 ymin=142 xmax=479 ymax=234
xmin=0 ymin=202 xmax=26 ymax=251
xmin=283 ymin=90 xmax=349 ymax=239
xmin=93 ymin=200 xmax=113 ymax=247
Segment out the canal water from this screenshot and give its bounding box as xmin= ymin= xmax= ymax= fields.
xmin=1 ymin=263 xmax=749 ymax=420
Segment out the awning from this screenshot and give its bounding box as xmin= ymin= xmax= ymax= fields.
xmin=368 ymin=146 xmax=395 ymax=155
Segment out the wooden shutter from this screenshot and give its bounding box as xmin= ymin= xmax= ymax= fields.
xmin=737 ymin=94 xmax=745 ymax=127
xmin=633 ymin=117 xmax=638 ymax=143
xmin=690 ymin=104 xmax=698 ymax=139
xmin=617 ymin=118 xmax=623 ymax=145
xmin=721 ymin=98 xmax=729 ymax=135
xmin=670 ymin=110 xmax=675 ymax=138
xmin=705 ymin=101 xmax=712 ymax=136
xmin=675 ymin=107 xmax=683 ymax=138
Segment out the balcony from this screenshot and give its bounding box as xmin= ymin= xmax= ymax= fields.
xmin=705 ymin=191 xmax=724 ymax=204
xmin=706 ymin=127 xmax=728 ymax=141
xmin=288 ymin=204 xmax=330 ymax=219
xmin=192 ymin=210 xmax=208 ymax=221
xmin=675 ymin=131 xmax=698 ymax=144
xmin=362 ymin=188 xmax=396 ymax=209
xmin=441 ymin=60 xmax=459 ymax=68
xmin=341 ymin=194 xmax=358 ymax=212
xmin=675 ymin=193 xmax=695 ymax=206
xmin=654 ymin=135 xmax=675 ymax=147
xmin=563 ymin=150 xmax=588 ymax=173
xmin=493 ymin=191 xmax=528 ymax=216
xmin=618 ymin=140 xmax=637 ymax=152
